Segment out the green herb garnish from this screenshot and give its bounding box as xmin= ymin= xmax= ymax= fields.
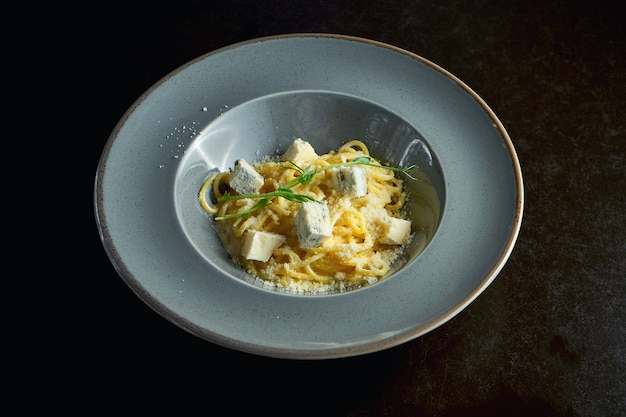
xmin=212 ymin=156 xmax=419 ymax=226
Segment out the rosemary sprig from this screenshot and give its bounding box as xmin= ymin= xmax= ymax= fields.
xmin=216 ymin=189 xmax=319 ymax=227
xmin=214 ymin=156 xmax=419 ymax=225
xmin=303 ymin=156 xmax=420 ymax=181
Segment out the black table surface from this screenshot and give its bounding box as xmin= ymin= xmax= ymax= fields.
xmin=82 ymin=0 xmax=625 ymax=415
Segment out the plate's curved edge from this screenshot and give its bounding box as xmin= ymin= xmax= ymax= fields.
xmin=380 ymin=31 xmax=525 ymax=320
xmin=403 ymin=58 xmax=525 ymax=336
xmin=94 ymin=33 xmax=525 ymax=360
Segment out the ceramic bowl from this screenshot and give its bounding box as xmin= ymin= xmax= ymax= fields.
xmin=94 ymin=34 xmax=523 ymax=359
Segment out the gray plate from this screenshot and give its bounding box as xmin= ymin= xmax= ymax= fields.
xmin=94 ymin=34 xmax=523 ymax=359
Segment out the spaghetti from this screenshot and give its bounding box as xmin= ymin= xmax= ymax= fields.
xmin=198 ymin=138 xmax=417 ymax=293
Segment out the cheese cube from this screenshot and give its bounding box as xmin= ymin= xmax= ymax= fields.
xmin=229 ymin=159 xmax=264 ymax=195
xmin=295 ymin=201 xmax=332 ymax=249
xmin=281 ymin=138 xmax=318 ymax=162
xmin=331 ymin=166 xmax=367 ymax=197
xmin=241 ymin=230 xmax=286 ymax=262
xmin=379 ymin=216 xmax=412 ymax=245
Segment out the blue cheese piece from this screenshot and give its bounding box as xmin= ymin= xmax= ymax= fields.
xmin=229 ymin=159 xmax=264 ymax=195
xmin=241 ymin=230 xmax=286 ymax=262
xmin=295 ymin=201 xmax=332 ymax=249
xmin=331 ymin=166 xmax=367 ymax=197
xmin=379 ymin=216 xmax=412 ymax=245
xmin=281 ymin=138 xmax=318 ymax=162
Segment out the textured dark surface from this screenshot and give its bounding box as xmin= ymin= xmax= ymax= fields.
xmin=83 ymin=0 xmax=624 ymax=415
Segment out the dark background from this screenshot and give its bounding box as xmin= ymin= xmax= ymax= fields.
xmin=61 ymin=0 xmax=626 ymax=415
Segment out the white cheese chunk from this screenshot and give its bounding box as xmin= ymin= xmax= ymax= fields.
xmin=331 ymin=166 xmax=367 ymax=197
xmin=241 ymin=230 xmax=286 ymax=262
xmin=281 ymin=138 xmax=318 ymax=162
xmin=229 ymin=159 xmax=264 ymax=195
xmin=295 ymin=201 xmax=332 ymax=249
xmin=379 ymin=216 xmax=412 ymax=245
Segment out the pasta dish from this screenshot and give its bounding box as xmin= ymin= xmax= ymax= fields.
xmin=198 ymin=138 xmax=420 ymax=293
